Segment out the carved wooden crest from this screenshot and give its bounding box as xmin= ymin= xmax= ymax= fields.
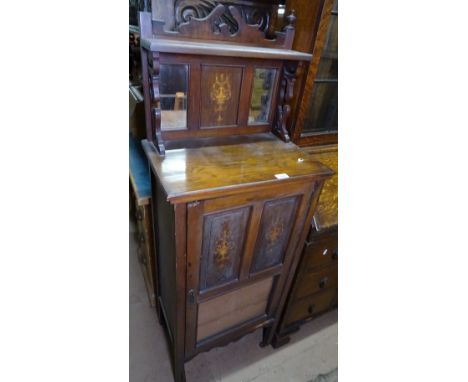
xmin=151 ymin=1 xmax=296 ymax=48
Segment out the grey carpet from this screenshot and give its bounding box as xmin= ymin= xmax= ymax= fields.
xmin=310 ymin=368 xmax=338 ymax=382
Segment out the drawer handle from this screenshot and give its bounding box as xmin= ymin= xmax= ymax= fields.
xmin=308 ymin=304 xmax=315 ymax=314
xmin=332 ymin=250 xmax=338 ymax=260
xmin=319 ymin=277 xmax=328 ymax=289
xmin=188 ymin=289 xmax=195 ymax=304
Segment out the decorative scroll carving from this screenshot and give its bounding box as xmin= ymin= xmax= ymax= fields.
xmin=147 ymin=52 xmax=166 ymax=155
xmin=151 ymin=4 xmax=296 ymax=48
xmin=175 ymin=0 xmax=271 ymax=34
xmin=274 ymin=61 xmax=298 ymax=142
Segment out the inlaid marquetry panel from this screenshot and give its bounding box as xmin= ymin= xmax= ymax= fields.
xmin=200 ymin=65 xmax=243 ymax=128
xmin=250 ymin=196 xmax=299 ymax=273
xmin=200 ymin=206 xmax=250 ymax=290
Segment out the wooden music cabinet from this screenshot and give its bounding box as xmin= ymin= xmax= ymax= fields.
xmin=138 ymin=4 xmax=334 ymax=381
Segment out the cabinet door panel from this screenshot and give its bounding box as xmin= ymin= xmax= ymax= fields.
xmin=200 ymin=65 xmax=243 ymax=128
xmin=250 ymin=196 xmax=299 ymax=273
xmin=197 ymin=277 xmax=273 ymax=342
xmin=185 ymin=183 xmax=315 ymax=356
xmin=200 ymin=206 xmax=250 ymax=291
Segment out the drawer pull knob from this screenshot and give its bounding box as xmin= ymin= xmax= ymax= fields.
xmin=332 ymin=250 xmax=338 ymax=260
xmin=319 ymin=277 xmax=328 ymax=289
xmin=308 ymin=304 xmax=315 ymax=314
xmin=322 ymin=249 xmax=328 ymax=256
xmin=188 ymin=289 xmax=195 ymax=304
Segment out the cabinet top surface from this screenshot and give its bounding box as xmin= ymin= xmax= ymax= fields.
xmin=142 ymin=138 xmax=334 ymax=203
xmin=302 ymin=145 xmax=338 ymax=230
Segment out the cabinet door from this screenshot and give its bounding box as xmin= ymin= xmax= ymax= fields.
xmin=185 ymin=182 xmax=315 ymax=356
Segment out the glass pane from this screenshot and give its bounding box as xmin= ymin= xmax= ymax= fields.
xmin=248 ymin=68 xmax=277 ymax=125
xmin=315 ymin=13 xmax=337 ymax=80
xmin=303 ymin=82 xmax=337 ymax=133
xmin=302 ymin=0 xmax=338 ymax=135
xmin=160 ymin=64 xmax=188 ymax=130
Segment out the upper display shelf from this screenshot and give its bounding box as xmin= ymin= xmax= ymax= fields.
xmin=139 ymin=2 xmax=310 ymax=59
xmin=140 ymin=37 xmax=312 ymax=61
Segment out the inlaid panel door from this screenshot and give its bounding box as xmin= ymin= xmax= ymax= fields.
xmin=185 ymin=182 xmax=316 ymax=357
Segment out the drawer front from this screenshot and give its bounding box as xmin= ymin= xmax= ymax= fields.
xmin=295 ymin=263 xmax=338 ymax=300
xmin=285 ymin=288 xmax=337 ymax=326
xmin=303 ymin=233 xmax=338 ymax=271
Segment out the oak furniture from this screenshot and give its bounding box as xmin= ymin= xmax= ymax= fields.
xmin=286 ymin=0 xmax=338 ymax=146
xmin=138 ymin=3 xmax=334 ymax=381
xmin=272 ymin=144 xmax=337 ymax=347
xmin=271 ymin=0 xmax=339 ymax=346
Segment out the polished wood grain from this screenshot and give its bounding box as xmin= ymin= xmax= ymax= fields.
xmin=286 ymin=0 xmax=325 ymax=53
xmin=302 ymin=144 xmax=337 ymax=229
xmin=142 ymin=138 xmax=333 ymax=203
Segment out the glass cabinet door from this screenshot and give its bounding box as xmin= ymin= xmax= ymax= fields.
xmin=302 ymin=0 xmax=338 ymax=135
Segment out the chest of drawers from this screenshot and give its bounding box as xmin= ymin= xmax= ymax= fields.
xmin=272 ymin=145 xmax=338 ymax=348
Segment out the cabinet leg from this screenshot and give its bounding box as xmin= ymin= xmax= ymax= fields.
xmin=259 ymin=326 xmax=272 ymax=348
xmin=271 ymin=333 xmax=291 ymax=349
xmin=173 ymin=358 xmax=186 ymax=382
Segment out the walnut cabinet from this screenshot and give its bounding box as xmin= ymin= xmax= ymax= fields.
xmin=137 ymin=3 xmax=334 ymax=381
xmin=143 ymin=139 xmax=333 ymax=382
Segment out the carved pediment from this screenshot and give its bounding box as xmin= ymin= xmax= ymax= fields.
xmin=151 ymin=0 xmax=295 ymax=48
xmin=175 ymin=0 xmax=272 ymax=34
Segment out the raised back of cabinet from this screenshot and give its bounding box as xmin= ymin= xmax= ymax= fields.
xmin=138 ymin=4 xmax=312 ymax=154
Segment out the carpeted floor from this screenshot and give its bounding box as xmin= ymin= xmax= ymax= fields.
xmin=311 ymin=368 xmax=338 ymax=382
